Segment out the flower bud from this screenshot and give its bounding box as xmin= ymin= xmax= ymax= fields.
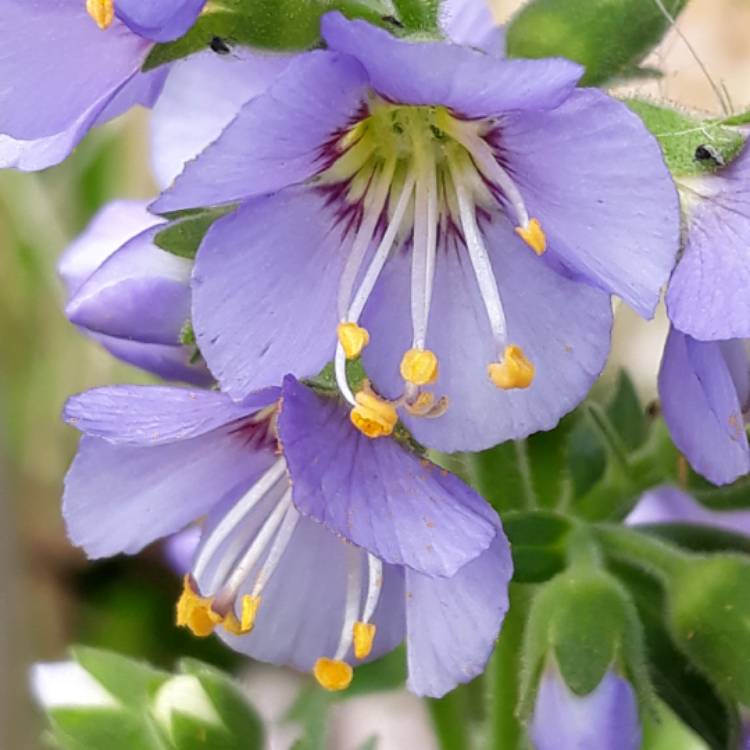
xmin=31 ymin=661 xmax=118 ymax=710
xmin=530 ymin=663 xmax=641 ymax=750
xmin=152 ymin=674 xmax=223 ymax=740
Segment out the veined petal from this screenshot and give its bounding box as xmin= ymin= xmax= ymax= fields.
xmin=150 ymin=49 xmax=293 ymax=189
xmin=65 ymin=225 xmax=192 ymax=345
xmin=659 ymin=328 xmax=750 ymax=485
xmin=530 ymin=667 xmax=641 ymax=750
xmin=321 ymin=13 xmax=581 ymax=117
xmin=499 ymin=88 xmax=680 ymax=318
xmin=152 ymin=51 xmax=368 ymax=212
xmin=361 ymin=220 xmax=613 ymax=452
xmin=404 ymin=535 xmax=512 ymax=698
xmin=192 ymin=188 xmax=344 ymax=400
xmin=114 ymin=0 xmax=206 ymax=42
xmin=440 ymin=0 xmax=505 ymax=55
xmin=89 ymin=334 xmax=214 ymax=386
xmin=63 ymin=384 xmax=275 ymax=446
xmin=278 ymin=376 xmax=500 ymax=577
xmin=63 ymin=430 xmax=275 ymax=558
xmin=667 ymin=147 xmax=750 ymax=340
xmin=0 ymin=1 xmax=150 ymax=140
xmin=58 ymin=200 xmax=160 ymax=295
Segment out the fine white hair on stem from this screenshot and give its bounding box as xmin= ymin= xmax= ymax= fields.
xmin=650 ymin=0 xmax=732 ymax=117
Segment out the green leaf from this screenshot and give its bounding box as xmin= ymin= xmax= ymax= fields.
xmin=638 ymin=523 xmax=750 ymax=556
xmin=688 ymin=472 xmax=750 ymax=512
xmin=525 ymin=412 xmax=575 ymax=509
xmin=144 ymin=0 xmax=398 ymax=69
xmin=70 ymin=647 xmax=169 ymax=708
xmin=611 ymin=559 xmax=740 ymax=750
xmin=344 ymin=645 xmax=407 ymax=696
xmin=667 ymin=555 xmax=750 ymax=705
xmin=49 ymin=709 xmax=166 ymax=750
xmin=391 ymin=0 xmax=439 ymax=32
xmin=503 ymin=511 xmax=572 ymax=584
xmin=626 ymin=99 xmax=745 ymax=177
xmin=506 ymin=0 xmax=689 ymax=86
xmin=606 ymin=371 xmax=647 ymax=452
xmin=154 ymin=207 xmax=236 ymax=260
xmin=468 ymin=440 xmax=534 ymax=514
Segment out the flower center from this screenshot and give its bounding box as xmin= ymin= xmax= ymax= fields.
xmin=317 ymin=97 xmax=546 ymax=436
xmin=86 ymin=0 xmax=114 ymax=29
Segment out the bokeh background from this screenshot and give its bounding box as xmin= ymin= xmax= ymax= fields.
xmin=1 ymin=0 xmax=749 ymax=746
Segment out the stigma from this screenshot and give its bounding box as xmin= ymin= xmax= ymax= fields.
xmin=321 ymin=97 xmax=545 ymax=422
xmin=86 ymin=0 xmax=114 ymax=29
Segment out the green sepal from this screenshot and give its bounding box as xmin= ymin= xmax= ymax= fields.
xmin=391 ymin=0 xmax=440 ymax=32
xmin=144 ymin=0 xmax=401 ymax=70
xmin=519 ymin=566 xmax=650 ymax=717
xmin=154 ymin=206 xmax=236 ymax=260
xmin=626 ymin=98 xmax=745 ymax=177
xmin=506 ymin=0 xmax=688 ymax=86
xmin=503 ymin=510 xmax=571 ymax=583
xmin=611 ymin=559 xmax=741 ymax=750
xmin=666 ymin=555 xmax=750 ymax=705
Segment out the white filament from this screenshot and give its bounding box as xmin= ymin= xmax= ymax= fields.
xmin=447 ymin=153 xmax=508 ymax=350
xmin=447 ymin=120 xmax=531 ymax=229
xmin=334 ymin=546 xmax=364 ymax=661
xmin=251 ymin=502 xmax=300 ymax=598
xmin=193 ymin=458 xmax=287 ymax=581
xmin=361 ymin=554 xmax=383 ymax=625
xmin=223 ymin=488 xmax=293 ymax=595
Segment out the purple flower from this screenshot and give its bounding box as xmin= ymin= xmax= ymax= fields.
xmin=659 ymin=328 xmax=749 ymax=485
xmin=627 ymin=485 xmax=750 ymax=536
xmin=666 ymin=145 xmax=750 ymax=342
xmin=0 ymin=0 xmax=205 ymax=171
xmin=58 ymin=199 xmax=212 ymax=385
xmin=153 ymin=12 xmax=678 ymax=452
xmin=530 ymin=664 xmax=641 ymax=750
xmin=62 ymin=375 xmax=512 ymax=697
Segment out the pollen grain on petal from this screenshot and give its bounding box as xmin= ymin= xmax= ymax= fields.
xmin=353 ymin=622 xmax=376 ymax=660
xmin=350 ymin=390 xmax=398 ymax=438
xmin=488 ymin=345 xmax=535 ymax=390
xmin=400 ymin=348 xmax=439 ymax=386
xmin=337 ymin=322 xmax=370 ymax=359
xmin=313 ymin=658 xmax=353 ymax=691
xmin=86 ymin=0 xmax=115 ymax=30
xmin=515 ymin=218 xmax=547 ymax=256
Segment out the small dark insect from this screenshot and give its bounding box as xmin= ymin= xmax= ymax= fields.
xmin=694 ymin=144 xmax=725 ymax=167
xmin=209 ymin=36 xmax=232 ymax=55
xmin=382 ymin=14 xmax=404 ymax=28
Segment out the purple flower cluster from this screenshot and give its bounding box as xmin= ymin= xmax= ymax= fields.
xmin=17 ymin=0 xmax=748 ymax=722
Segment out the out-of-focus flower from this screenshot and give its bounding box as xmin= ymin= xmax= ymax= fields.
xmin=628 ymin=484 xmax=750 ymax=536
xmin=153 ymin=12 xmax=677 ymax=452
xmin=530 ymin=663 xmax=641 ymax=750
xmin=0 ymin=0 xmax=206 ymax=170
xmin=58 ymin=199 xmax=212 ymax=385
xmin=61 ymin=376 xmax=512 ymax=697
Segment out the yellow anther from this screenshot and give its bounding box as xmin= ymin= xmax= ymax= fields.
xmin=400 ymin=348 xmax=439 ymax=386
xmin=350 ymin=390 xmax=398 ymax=438
xmin=488 ymin=345 xmax=535 ymax=390
xmin=313 ymin=658 xmax=353 ymax=691
xmin=406 ymin=391 xmax=435 ymax=416
xmin=176 ymin=576 xmax=221 ymax=638
xmin=353 ymin=622 xmax=376 ymax=660
xmin=86 ymin=0 xmax=114 ymax=30
xmin=515 ymin=218 xmax=547 ymax=256
xmin=241 ymin=595 xmax=261 ymax=633
xmin=337 ymin=322 xmax=370 ymax=359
